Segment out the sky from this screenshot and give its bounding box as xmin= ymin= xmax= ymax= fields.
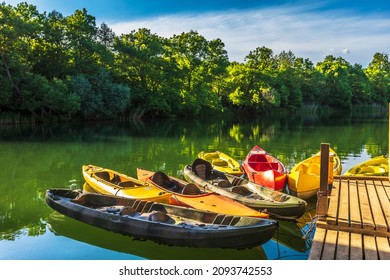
xmin=4 ymin=0 xmax=390 ymax=66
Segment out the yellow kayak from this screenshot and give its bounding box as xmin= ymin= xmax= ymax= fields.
xmin=287 ymin=148 xmax=342 ymax=200
xmin=82 ymin=165 xmax=171 ymax=203
xmin=198 ymin=150 xmax=244 ymax=176
xmin=136 ymin=168 xmax=269 ymax=218
xmin=343 ymin=155 xmax=388 ymax=176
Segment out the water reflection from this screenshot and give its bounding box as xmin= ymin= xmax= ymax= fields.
xmin=46 ymin=212 xmax=267 ymax=260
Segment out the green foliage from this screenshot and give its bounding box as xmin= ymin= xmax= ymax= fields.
xmin=168 ymin=30 xmax=228 ymax=115
xmin=0 ymin=2 xmax=389 ymax=121
xmin=349 ymin=64 xmax=373 ymax=104
xmin=114 ymin=28 xmax=174 ymax=116
xmin=90 ymin=69 xmax=131 ymax=117
xmin=364 ymin=52 xmax=390 ymax=105
xmin=316 ymin=55 xmax=353 ymax=109
xmin=47 ymin=78 xmax=81 ymax=118
xmin=68 ymin=70 xmax=131 ymax=119
xmin=0 ymin=75 xmax=12 ymax=107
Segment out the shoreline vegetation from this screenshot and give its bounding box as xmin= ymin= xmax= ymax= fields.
xmin=1 ymin=2 xmax=389 ymax=124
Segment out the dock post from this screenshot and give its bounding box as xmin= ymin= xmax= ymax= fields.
xmin=317 ymin=143 xmax=330 ymax=219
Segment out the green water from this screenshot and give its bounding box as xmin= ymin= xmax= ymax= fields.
xmin=0 ymin=111 xmax=388 ymax=260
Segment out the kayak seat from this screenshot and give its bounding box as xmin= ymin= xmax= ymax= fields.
xmin=118 ymin=181 xmax=135 ymax=188
xmin=213 ymin=180 xmax=230 ymax=188
xmin=119 ymin=206 xmax=136 ymax=216
xmin=212 ymin=159 xmax=228 ymax=167
xmin=111 ymin=174 xmax=121 ymax=185
xmin=148 ymin=211 xmax=175 ymax=224
xmin=204 ymin=153 xmax=219 ymax=160
xmin=182 ymin=183 xmax=202 ymax=195
xmin=195 ymin=164 xmax=207 ymax=179
xmin=151 ymin=171 xmax=172 ymax=188
xmin=95 ymin=171 xmax=110 ymax=182
xmin=231 ymin=186 xmax=252 ymax=196
xmin=192 ymin=158 xmax=213 ymax=179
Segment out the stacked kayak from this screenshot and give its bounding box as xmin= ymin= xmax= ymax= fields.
xmin=45 ymin=188 xmax=277 ymax=249
xmin=84 ymin=164 xmax=268 ymax=218
xmin=287 ymin=148 xmax=342 ymax=200
xmin=242 ymin=145 xmax=288 ymax=191
xmin=198 ymin=150 xmax=244 ymax=176
xmin=343 ymin=155 xmax=388 ymax=176
xmin=183 ymin=158 xmax=307 ymax=220
xmin=136 ymin=167 xmax=269 ymax=218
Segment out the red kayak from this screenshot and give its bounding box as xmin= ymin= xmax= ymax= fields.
xmin=243 ymin=146 xmax=287 ymax=191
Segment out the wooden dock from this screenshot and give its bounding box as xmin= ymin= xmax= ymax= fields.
xmin=309 ymin=175 xmax=390 ymax=260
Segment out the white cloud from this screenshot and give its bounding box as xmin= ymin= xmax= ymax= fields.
xmin=107 ymin=4 xmax=390 ymax=66
xmin=342 ymin=48 xmax=351 ymax=54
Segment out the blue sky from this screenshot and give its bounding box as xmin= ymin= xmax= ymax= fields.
xmin=5 ymin=0 xmax=390 ymax=66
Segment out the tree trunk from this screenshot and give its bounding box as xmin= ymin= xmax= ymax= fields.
xmin=1 ymin=52 xmax=23 ymax=106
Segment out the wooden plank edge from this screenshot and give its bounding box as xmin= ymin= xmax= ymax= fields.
xmin=316 ymin=222 xmax=390 ymax=238
xmin=335 ymin=175 xmax=389 ymax=181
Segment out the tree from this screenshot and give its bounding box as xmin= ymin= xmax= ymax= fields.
xmin=224 ymin=61 xmax=280 ymax=113
xmin=364 ymin=52 xmax=390 ymax=105
xmin=65 ymin=8 xmax=99 ymax=75
xmin=0 ymin=2 xmax=38 ymax=108
xmin=168 ymin=30 xmax=228 ymax=115
xmin=32 ymin=10 xmax=70 ymax=79
xmin=274 ymin=51 xmax=303 ymax=109
xmin=224 ymin=46 xmax=280 ymax=112
xmin=295 ymin=58 xmax=325 ymax=105
xmin=114 ymin=28 xmax=177 ymax=116
xmin=316 ymin=55 xmax=352 ymax=109
xmin=349 ymin=64 xmax=373 ymax=104
xmin=245 ymin=46 xmax=275 ymax=71
xmin=90 ymin=69 xmax=131 ymax=118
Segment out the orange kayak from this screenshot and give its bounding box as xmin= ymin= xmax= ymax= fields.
xmin=136 ymin=168 xmax=269 ymax=218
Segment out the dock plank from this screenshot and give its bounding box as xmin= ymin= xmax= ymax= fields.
xmin=364 ymin=235 xmax=378 ymax=260
xmin=375 ymin=181 xmax=390 ymax=231
xmin=310 ymin=177 xmax=390 ymax=260
xmin=357 ymin=180 xmax=375 ymax=230
xmin=326 ymin=179 xmax=340 ymax=225
xmin=365 ymin=180 xmax=388 ymax=232
xmin=384 ymin=182 xmax=390 ymax=199
xmin=376 ymin=237 xmax=390 ymax=260
xmin=350 ymin=233 xmax=363 ymax=260
xmin=321 ymin=229 xmax=337 ymax=260
xmin=349 ymin=179 xmax=362 ymax=229
xmin=337 ymin=179 xmax=350 ymax=227
xmin=335 ymin=231 xmax=350 ymax=260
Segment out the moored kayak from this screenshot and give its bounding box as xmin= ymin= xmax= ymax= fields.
xmin=242 ymin=145 xmax=287 ymax=191
xmin=287 ymin=148 xmax=342 ymax=199
xmin=45 ymin=188 xmax=278 ymax=249
xmin=343 ymin=155 xmax=388 ymax=176
xmin=198 ymin=150 xmax=244 ymax=176
xmin=136 ymin=167 xmax=269 ymax=218
xmin=82 ymin=164 xmax=171 ymax=202
xmin=183 ymin=158 xmax=307 ymax=220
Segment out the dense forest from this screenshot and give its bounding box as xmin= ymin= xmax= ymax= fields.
xmin=1 ymin=2 xmax=389 ymax=122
